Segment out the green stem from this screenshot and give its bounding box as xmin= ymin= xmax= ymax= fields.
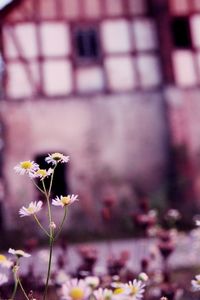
xmin=42 ymin=180 xmax=52 ymax=228
xmin=33 ymin=214 xmax=50 ymax=237
xmin=43 ymin=238 xmax=53 ymax=300
xmin=17 ymin=277 xmax=29 ymax=300
xmin=54 ymin=206 xmax=67 ymax=240
xmin=11 ymin=275 xmax=18 ymax=300
xmin=31 ymin=179 xmax=45 ymax=194
xmin=48 ymin=165 xmax=57 ymax=197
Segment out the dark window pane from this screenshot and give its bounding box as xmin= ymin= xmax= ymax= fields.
xmin=171 ymin=17 xmax=192 ymax=48
xmin=74 ymin=26 xmax=100 ymax=62
xmin=35 ymin=154 xmax=68 ymax=199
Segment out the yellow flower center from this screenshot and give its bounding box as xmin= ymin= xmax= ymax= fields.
xmin=130 ymin=287 xmax=138 ymax=295
xmin=52 ymin=153 xmax=63 ymax=161
xmin=27 ymin=207 xmax=34 ymax=213
xmin=197 ymin=280 xmax=200 ymax=285
xmin=114 ymin=288 xmax=124 ymax=295
xmin=0 ymin=255 xmax=7 ymax=262
xmin=61 ymin=196 xmax=70 ymax=205
xmin=20 ymin=161 xmax=33 ymax=169
xmin=36 ymin=169 xmax=47 ymax=177
xmin=69 ymin=288 xmax=84 ymax=300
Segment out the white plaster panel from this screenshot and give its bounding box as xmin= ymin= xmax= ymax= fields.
xmin=133 ymin=19 xmax=158 ymax=51
xmin=62 ymin=0 xmax=79 ymax=19
xmin=169 ymin=0 xmax=189 ymax=15
xmin=190 ymin=15 xmax=200 ymax=49
xmin=6 ymin=62 xmax=32 ymax=98
xmin=43 ymin=60 xmax=72 ymax=95
xmin=101 ymin=20 xmax=132 ymax=53
xmin=84 ymin=0 xmax=101 ymax=18
xmin=172 ymin=50 xmax=198 ymax=86
xmin=76 ymin=66 xmax=104 ymax=92
xmin=137 ymin=54 xmax=162 ymax=88
xmin=3 ymin=26 xmax=18 ymax=59
xmin=15 ymin=23 xmax=38 ymax=59
xmin=104 ymin=0 xmax=123 ymax=16
xmin=128 ymin=0 xmax=147 ymax=15
xmin=40 ymin=22 xmax=70 ymax=57
xmin=105 ymin=56 xmax=137 ymax=91
xmin=193 ymin=0 xmax=200 ymax=10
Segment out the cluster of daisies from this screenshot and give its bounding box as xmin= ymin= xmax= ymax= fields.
xmin=58 ymin=275 xmax=147 ymax=300
xmin=0 ymin=247 xmax=148 ymax=300
xmin=14 ymin=153 xmax=78 ymax=217
xmin=0 ymin=248 xmax=31 ymax=286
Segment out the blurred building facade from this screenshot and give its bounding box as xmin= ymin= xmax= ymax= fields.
xmin=0 ymin=0 xmax=198 ymax=230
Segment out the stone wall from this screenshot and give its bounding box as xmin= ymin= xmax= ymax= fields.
xmin=0 ymin=91 xmax=169 ymax=230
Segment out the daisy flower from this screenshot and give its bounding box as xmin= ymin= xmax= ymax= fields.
xmin=19 ymin=201 xmax=43 ymax=217
xmin=125 ymin=279 xmax=146 ymax=299
xmin=138 ymin=273 xmax=149 ymax=282
xmin=195 ymin=220 xmax=200 ymax=227
xmin=8 ymin=248 xmax=31 ymax=258
xmin=52 ymin=195 xmax=78 ymax=208
xmin=45 ymin=152 xmax=69 ymax=165
xmin=29 ymin=168 xmax=53 ymax=180
xmin=61 ymin=278 xmax=91 ymax=300
xmin=14 ymin=160 xmax=39 ymax=175
xmin=191 ymin=275 xmax=200 ymax=291
xmin=85 ymin=276 xmax=100 ymax=288
xmin=0 ymin=254 xmax=13 ymax=268
xmin=94 ymin=288 xmax=113 ymax=300
xmin=0 ymin=273 xmax=8 ymax=286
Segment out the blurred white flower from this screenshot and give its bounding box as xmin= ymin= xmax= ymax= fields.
xmin=0 ymin=273 xmax=8 ymax=286
xmin=14 ymin=160 xmax=39 ymax=175
xmin=85 ymin=276 xmax=100 ymax=288
xmin=125 ymin=279 xmax=146 ymax=299
xmin=166 ymin=209 xmax=181 ymax=220
xmin=52 ymin=195 xmax=78 ymax=207
xmin=19 ymin=201 xmax=43 ymax=217
xmin=49 ymin=221 xmax=56 ymax=229
xmin=192 ymin=275 xmax=200 ymax=291
xmin=94 ymin=288 xmax=113 ymax=300
xmin=138 ymin=273 xmax=149 ymax=282
xmin=0 ymin=254 xmax=13 ymax=268
xmin=8 ymin=248 xmax=31 ymax=258
xmin=29 ymin=168 xmax=53 ymax=180
xmin=61 ymin=278 xmax=91 ymax=300
xmin=45 ymin=153 xmax=69 ymax=165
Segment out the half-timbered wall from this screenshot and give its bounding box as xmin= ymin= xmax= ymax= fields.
xmin=1 ymin=0 xmax=162 ymax=100
xmin=168 ymin=0 xmax=200 ymax=86
xmin=0 ymin=0 xmax=170 ymax=229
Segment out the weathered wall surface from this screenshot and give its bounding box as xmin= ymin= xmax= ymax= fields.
xmin=0 ymin=91 xmax=169 ymax=229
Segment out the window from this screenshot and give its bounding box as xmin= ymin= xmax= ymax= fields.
xmin=73 ymin=26 xmax=101 ymax=64
xmin=35 ymin=154 xmax=68 ymax=199
xmin=171 ymin=17 xmax=192 ymax=48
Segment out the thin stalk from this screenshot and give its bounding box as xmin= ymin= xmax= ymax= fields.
xmin=11 ymin=275 xmax=18 ymax=300
xmin=11 ymin=259 xmax=19 ymax=300
xmin=54 ymin=206 xmax=67 ymax=240
xmin=43 ymin=238 xmax=53 ymax=300
xmin=48 ymin=165 xmax=57 ymax=197
xmin=42 ymin=174 xmax=54 ymax=300
xmin=33 ymin=214 xmax=50 ymax=237
xmin=42 ymin=180 xmax=52 ymax=227
xmin=17 ymin=277 xmax=29 ymax=300
xmin=31 ymin=179 xmax=45 ymax=194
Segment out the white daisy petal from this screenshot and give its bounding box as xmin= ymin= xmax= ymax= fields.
xmin=8 ymin=248 xmax=31 ymax=258
xmin=19 ymin=201 xmax=43 ymax=217
xmin=14 ymin=160 xmax=39 ymax=175
xmin=52 ymin=195 xmax=78 ymax=208
xmin=45 ymin=153 xmax=69 ymax=165
xmin=0 ymin=273 xmax=8 ymax=286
